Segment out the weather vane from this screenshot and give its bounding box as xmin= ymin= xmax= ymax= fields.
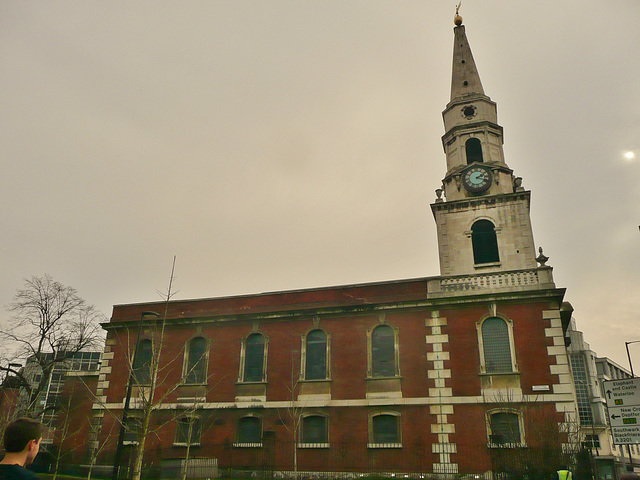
xmin=454 ymin=2 xmax=463 ymax=26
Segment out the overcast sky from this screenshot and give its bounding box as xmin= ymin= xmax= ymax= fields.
xmin=1 ymin=1 xmax=639 ymax=368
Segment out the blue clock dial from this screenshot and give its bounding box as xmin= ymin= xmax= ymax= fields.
xmin=462 ymin=166 xmax=492 ymax=193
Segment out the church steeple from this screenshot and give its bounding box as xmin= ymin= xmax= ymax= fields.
xmin=439 ymin=15 xmax=512 ymax=202
xmin=449 ymin=22 xmax=485 ymax=101
xmin=430 ymin=14 xmax=539 ymax=277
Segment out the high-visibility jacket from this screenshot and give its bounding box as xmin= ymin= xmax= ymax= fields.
xmin=558 ymin=470 xmax=573 ymax=480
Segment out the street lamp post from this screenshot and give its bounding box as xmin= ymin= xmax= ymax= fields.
xmin=111 ymin=311 xmax=160 ymax=480
xmin=625 ymin=341 xmax=640 ymax=377
xmin=576 ymin=379 xmax=600 ymax=480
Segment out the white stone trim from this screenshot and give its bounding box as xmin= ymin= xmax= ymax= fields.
xmin=95 ymin=392 xmax=577 ymax=411
xmin=425 ymin=312 xmax=457 ymax=472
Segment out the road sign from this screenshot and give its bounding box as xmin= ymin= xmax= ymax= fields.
xmin=608 ymin=405 xmax=640 ymax=427
xmin=611 ymin=425 xmax=640 ymax=445
xmin=604 ymin=377 xmax=640 ymax=444
xmin=603 ymin=377 xmax=640 ymax=408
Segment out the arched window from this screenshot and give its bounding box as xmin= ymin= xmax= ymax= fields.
xmin=371 ymin=325 xmax=396 ymax=377
xmin=301 ymin=415 xmax=328 ymax=444
xmin=481 ymin=317 xmax=513 ymax=373
xmin=466 ymin=138 xmax=483 ymax=164
xmin=237 ymin=416 xmax=262 ymax=445
xmin=132 ymin=339 xmax=152 ymax=385
xmin=242 ymin=333 xmax=265 ymax=382
xmin=472 ymin=219 xmax=500 ymax=264
xmin=370 ymin=413 xmax=401 ymax=445
xmin=184 ymin=336 xmax=208 ymax=384
xmin=304 ymin=329 xmax=327 ymax=380
xmin=488 ymin=411 xmax=522 ymax=446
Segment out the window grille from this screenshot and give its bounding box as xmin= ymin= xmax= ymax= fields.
xmin=482 ymin=317 xmax=512 ymax=373
xmin=570 ymin=353 xmax=594 ymax=425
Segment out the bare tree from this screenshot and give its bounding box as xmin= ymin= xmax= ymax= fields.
xmin=277 ymin=348 xmax=309 ymax=480
xmin=87 ymin=418 xmax=117 ymax=480
xmin=72 ymin=258 xmax=221 ymax=480
xmin=117 ymin=257 xmax=205 ymax=480
xmin=483 ymin=389 xmax=577 ymax=480
xmin=174 ymin=400 xmax=220 ymax=480
xmin=50 ymin=395 xmax=83 ymax=480
xmin=0 ymin=274 xmax=105 ymax=417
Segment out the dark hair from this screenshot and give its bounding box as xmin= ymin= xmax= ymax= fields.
xmin=3 ymin=418 xmax=43 ymax=452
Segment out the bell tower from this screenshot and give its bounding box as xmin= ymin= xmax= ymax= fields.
xmin=431 ymin=13 xmax=538 ymax=277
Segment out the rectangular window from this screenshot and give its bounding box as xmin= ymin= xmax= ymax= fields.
xmin=243 ymin=334 xmax=265 ymax=382
xmin=481 ymin=318 xmax=513 ymax=373
xmin=175 ymin=417 xmax=202 ymax=446
xmin=305 ymin=330 xmax=327 ymax=380
xmin=369 ymin=414 xmax=401 ymax=447
xmin=237 ymin=417 xmax=261 ymax=446
xmin=583 ymin=434 xmax=600 ymax=449
xmin=371 ymin=325 xmax=396 ymax=377
xmin=489 ymin=412 xmax=521 ymax=447
xmin=124 ymin=417 xmax=143 ymax=444
xmin=185 ymin=337 xmax=208 ymax=384
xmin=570 ymin=353 xmax=594 ymax=426
xmin=301 ymin=416 xmax=328 ymax=445
xmin=133 ymin=339 xmax=153 ymax=385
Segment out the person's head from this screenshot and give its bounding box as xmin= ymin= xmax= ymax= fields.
xmin=3 ymin=418 xmax=43 ymax=464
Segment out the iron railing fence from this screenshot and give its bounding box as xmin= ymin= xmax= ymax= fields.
xmin=38 ymin=438 xmax=579 ymax=480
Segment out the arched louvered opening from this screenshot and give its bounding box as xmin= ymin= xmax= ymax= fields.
xmin=466 ymin=137 xmax=483 ymax=164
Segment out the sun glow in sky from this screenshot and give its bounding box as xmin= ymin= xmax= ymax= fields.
xmin=624 ymin=150 xmax=636 ymax=161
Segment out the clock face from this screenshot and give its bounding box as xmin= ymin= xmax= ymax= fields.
xmin=462 ymin=166 xmax=492 ymax=193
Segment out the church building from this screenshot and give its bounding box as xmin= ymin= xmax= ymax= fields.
xmin=93 ymin=14 xmax=579 ymax=478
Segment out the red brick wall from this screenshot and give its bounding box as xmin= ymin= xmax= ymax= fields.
xmin=97 ymin=283 xmax=567 ymax=473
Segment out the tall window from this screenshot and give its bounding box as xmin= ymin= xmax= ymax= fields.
xmin=472 ymin=219 xmax=500 ymax=264
xmin=481 ymin=317 xmax=513 ymax=373
xmin=242 ymin=333 xmax=265 ymax=382
xmin=570 ymin=352 xmax=594 ymax=426
xmin=237 ymin=416 xmax=262 ymax=445
xmin=466 ymin=138 xmax=483 ymax=164
xmin=123 ymin=416 xmax=143 ymax=444
xmin=184 ymin=336 xmax=208 ymax=384
xmin=370 ymin=413 xmax=401 ymax=446
xmin=132 ymin=339 xmax=152 ymax=385
xmin=489 ymin=411 xmax=522 ymax=446
xmin=305 ymin=330 xmax=327 ymax=380
xmin=371 ymin=325 xmax=396 ymax=377
xmin=175 ymin=416 xmax=202 ymax=446
xmin=301 ymin=415 xmax=328 ymax=445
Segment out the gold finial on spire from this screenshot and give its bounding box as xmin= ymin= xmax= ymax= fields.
xmin=454 ymin=2 xmax=463 ymax=26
